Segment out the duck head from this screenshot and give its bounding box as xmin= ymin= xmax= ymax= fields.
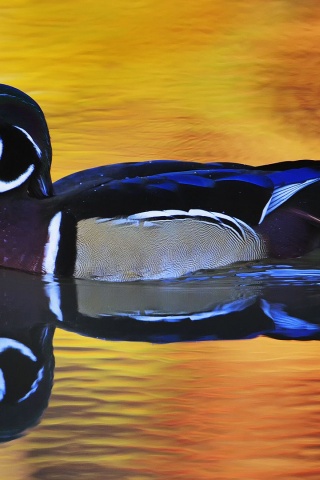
xmin=0 ymin=84 xmax=53 ymax=198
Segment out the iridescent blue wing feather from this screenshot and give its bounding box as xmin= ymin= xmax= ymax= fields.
xmin=53 ymin=160 xmax=253 ymax=195
xmin=53 ymin=159 xmax=320 ymax=230
xmin=55 ymin=163 xmax=273 ymax=226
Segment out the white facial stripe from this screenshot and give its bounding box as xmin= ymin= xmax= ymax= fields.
xmin=13 ymin=125 xmax=42 ymax=158
xmin=18 ymin=367 xmax=44 ymax=403
xmin=0 ymin=338 xmax=42 ymax=403
xmin=0 ymin=138 xmax=3 ymax=160
xmin=0 ymin=338 xmax=37 ymax=361
xmin=38 ymin=176 xmax=49 ymax=196
xmin=0 ymin=163 xmax=35 ymax=193
xmin=42 ymin=212 xmax=62 ymax=274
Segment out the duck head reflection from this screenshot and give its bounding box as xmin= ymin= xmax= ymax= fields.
xmin=0 ymin=270 xmax=54 ymax=442
xmin=0 ymin=260 xmax=319 ymax=441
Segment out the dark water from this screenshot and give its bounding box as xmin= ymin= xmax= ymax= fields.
xmin=0 ymin=254 xmax=320 ymax=479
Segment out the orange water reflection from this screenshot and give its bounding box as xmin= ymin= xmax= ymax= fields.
xmin=1 ymin=1 xmax=320 ymax=478
xmin=2 ymin=335 xmax=319 ymax=479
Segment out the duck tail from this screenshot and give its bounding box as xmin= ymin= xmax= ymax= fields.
xmin=290 ymin=208 xmax=320 ymax=227
xmin=257 ymin=205 xmax=320 ymax=259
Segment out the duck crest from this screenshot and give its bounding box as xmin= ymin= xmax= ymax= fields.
xmin=0 ymin=84 xmax=320 ymax=280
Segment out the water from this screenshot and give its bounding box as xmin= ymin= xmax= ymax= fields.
xmin=0 ymin=254 xmax=319 ymax=479
xmin=2 ymin=1 xmax=320 ymax=477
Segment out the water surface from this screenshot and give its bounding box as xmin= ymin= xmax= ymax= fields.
xmin=0 ymin=257 xmax=319 ymax=479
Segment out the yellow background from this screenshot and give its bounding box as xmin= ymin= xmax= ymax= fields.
xmin=3 ymin=0 xmax=320 ymax=180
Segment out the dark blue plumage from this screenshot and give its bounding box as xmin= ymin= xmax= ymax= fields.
xmin=53 ymin=160 xmax=320 ymax=228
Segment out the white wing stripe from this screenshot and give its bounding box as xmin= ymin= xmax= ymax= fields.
xmin=98 ymin=209 xmax=259 ymax=242
xmin=260 ymin=178 xmax=320 ymax=223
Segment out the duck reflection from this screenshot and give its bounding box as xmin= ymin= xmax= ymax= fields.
xmin=55 ymin=262 xmax=320 ymax=342
xmin=0 ymin=270 xmax=54 ymax=442
xmin=0 ymin=263 xmax=319 ymax=441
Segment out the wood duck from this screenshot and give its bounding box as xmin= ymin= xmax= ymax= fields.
xmin=0 ymin=83 xmax=320 ymax=281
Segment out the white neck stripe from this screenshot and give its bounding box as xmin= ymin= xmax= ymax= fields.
xmin=0 ymin=138 xmax=3 ymax=160
xmin=43 ymin=212 xmax=62 ymax=274
xmin=18 ymin=367 xmax=44 ymax=403
xmin=0 ymin=164 xmax=34 ymax=193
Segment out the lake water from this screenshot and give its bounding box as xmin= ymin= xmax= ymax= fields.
xmin=0 ymin=255 xmax=319 ymax=479
xmin=1 ymin=1 xmax=320 ymax=478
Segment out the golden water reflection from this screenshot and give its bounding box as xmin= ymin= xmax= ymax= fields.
xmin=3 ymin=1 xmax=320 ymax=180
xmin=1 ymin=334 xmax=319 ymax=479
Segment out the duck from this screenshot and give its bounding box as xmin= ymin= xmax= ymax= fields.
xmin=0 ymin=83 xmax=320 ymax=281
